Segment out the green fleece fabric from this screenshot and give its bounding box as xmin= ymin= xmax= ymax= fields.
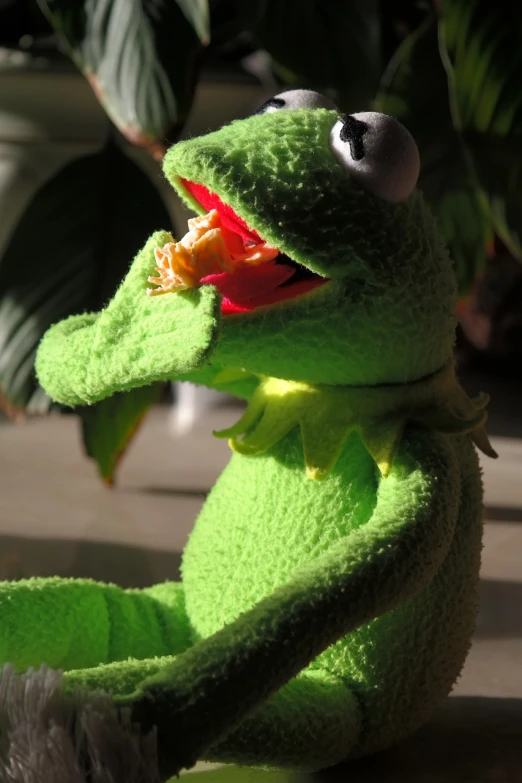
xmin=0 ymin=579 xmax=191 ymax=672
xmin=215 ymin=362 xmax=495 ymax=478
xmin=58 ymin=427 xmax=460 ymax=777
xmin=35 ymin=231 xmax=222 ymax=406
xmin=1 ymin=94 xmax=496 ymax=778
xmin=165 ymin=109 xmax=458 ymax=387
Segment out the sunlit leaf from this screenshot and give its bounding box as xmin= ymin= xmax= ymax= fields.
xmin=440 ymin=0 xmax=522 ymax=258
xmin=37 ymin=0 xmax=208 ymax=157
xmin=238 ymin=0 xmax=381 ymax=112
xmin=177 ymin=0 xmax=210 ymax=44
xmin=81 ymin=384 xmax=162 ymax=484
xmin=377 ymin=16 xmax=491 ymax=294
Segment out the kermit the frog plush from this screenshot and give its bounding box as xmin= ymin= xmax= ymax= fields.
xmin=0 ymin=91 xmax=496 ymax=782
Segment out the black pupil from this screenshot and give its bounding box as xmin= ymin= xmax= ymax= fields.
xmin=339 ymin=115 xmax=369 ymax=161
xmin=256 ymin=97 xmax=286 ymax=114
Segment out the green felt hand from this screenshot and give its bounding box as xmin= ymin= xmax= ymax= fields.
xmin=35 ymin=231 xmax=222 ymax=407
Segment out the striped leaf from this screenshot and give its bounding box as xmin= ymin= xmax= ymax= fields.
xmin=239 ymin=0 xmax=381 ymax=113
xmin=0 ymin=141 xmax=170 ymax=477
xmin=37 ymin=0 xmax=209 ymax=157
xmin=377 ymin=16 xmax=491 ymax=294
xmin=440 ymin=0 xmax=522 ymax=259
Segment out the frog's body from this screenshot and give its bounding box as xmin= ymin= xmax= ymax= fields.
xmin=184 ymin=430 xmax=482 ymax=763
xmin=0 ymin=92 xmax=496 ymax=781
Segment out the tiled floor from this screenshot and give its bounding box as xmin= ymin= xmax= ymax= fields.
xmin=1 ymin=387 xmax=521 ymax=782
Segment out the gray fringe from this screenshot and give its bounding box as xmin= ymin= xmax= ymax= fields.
xmin=0 ymin=664 xmax=161 ymax=783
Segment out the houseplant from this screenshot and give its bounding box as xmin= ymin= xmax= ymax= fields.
xmin=1 ymin=0 xmax=520 ymax=481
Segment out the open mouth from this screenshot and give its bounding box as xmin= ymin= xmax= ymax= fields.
xmin=179 ymin=179 xmax=327 ymax=315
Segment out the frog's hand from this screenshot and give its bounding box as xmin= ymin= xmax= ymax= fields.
xmin=112 ymin=427 xmax=460 ymax=774
xmin=0 ymin=578 xmax=192 ymax=674
xmin=35 ymin=231 xmax=222 ymax=407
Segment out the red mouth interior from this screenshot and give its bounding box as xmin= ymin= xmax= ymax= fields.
xmin=180 ymin=178 xmax=326 ymax=315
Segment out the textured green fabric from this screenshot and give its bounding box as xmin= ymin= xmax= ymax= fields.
xmin=0 ymin=98 xmax=495 ymax=777
xmin=114 ymin=428 xmax=459 ymax=776
xmin=65 ymin=654 xmax=177 ymax=697
xmin=207 ymin=670 xmax=361 ymax=769
xmin=215 ymin=362 xmax=495 ymax=478
xmin=0 ymin=579 xmax=191 ymax=672
xmin=0 ymin=428 xmax=478 ymax=776
xmin=165 ymin=109 xmax=458 ymax=386
xmin=35 ymin=231 xmax=222 ymax=406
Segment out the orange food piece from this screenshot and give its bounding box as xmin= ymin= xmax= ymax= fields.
xmin=147 ymin=210 xmax=278 ymax=296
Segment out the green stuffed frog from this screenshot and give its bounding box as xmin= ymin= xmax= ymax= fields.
xmin=0 ymin=90 xmax=496 ymax=781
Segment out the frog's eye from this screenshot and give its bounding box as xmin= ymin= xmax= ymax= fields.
xmin=329 ymin=112 xmax=420 ymax=203
xmin=255 ymin=90 xmax=337 ymax=115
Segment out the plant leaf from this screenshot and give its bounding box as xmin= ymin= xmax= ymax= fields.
xmin=376 ymin=16 xmax=491 ymax=294
xmin=440 ymin=0 xmax=522 ymax=258
xmin=37 ymin=0 xmax=208 ymax=157
xmin=177 ymin=0 xmax=210 ymax=44
xmin=81 ymin=384 xmax=162 ymax=484
xmin=238 ymin=0 xmax=381 ymax=112
xmin=0 ymin=141 xmax=171 ymax=415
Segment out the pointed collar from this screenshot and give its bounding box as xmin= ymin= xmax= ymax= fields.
xmin=213 ymin=362 xmax=497 ymax=480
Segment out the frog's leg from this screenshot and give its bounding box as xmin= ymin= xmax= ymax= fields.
xmin=64 ymin=657 xmax=360 ymax=771
xmin=206 ymin=668 xmax=361 ymax=769
xmin=0 ymin=578 xmax=192 ymax=672
xmin=62 ymin=428 xmax=460 ymax=777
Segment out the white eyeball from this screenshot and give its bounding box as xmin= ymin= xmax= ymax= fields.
xmin=255 ymin=90 xmax=337 ymax=115
xmin=330 ymin=112 xmax=420 ymax=203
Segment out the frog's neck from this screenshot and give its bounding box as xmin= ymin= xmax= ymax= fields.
xmin=213 ymin=362 xmax=496 ymax=480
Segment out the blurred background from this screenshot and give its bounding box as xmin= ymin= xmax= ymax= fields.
xmin=0 ymin=1 xmax=521 ymax=780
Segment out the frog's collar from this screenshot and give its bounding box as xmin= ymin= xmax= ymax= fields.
xmin=213 ymin=363 xmax=497 ymax=480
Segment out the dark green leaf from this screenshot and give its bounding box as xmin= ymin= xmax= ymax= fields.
xmin=379 ymin=0 xmax=435 ymax=65
xmin=207 ymin=0 xmax=251 ymax=54
xmin=238 ymin=0 xmax=381 ymax=112
xmin=177 ymin=0 xmax=210 ymax=44
xmin=0 ymin=142 xmax=171 ymax=415
xmin=440 ymin=0 xmax=522 ymax=258
xmin=81 ymin=383 xmax=162 ymax=484
xmin=37 ymin=0 xmax=208 ymax=156
xmin=376 ymin=17 xmax=491 ymax=294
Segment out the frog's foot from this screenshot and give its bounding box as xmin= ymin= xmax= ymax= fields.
xmin=206 ymin=669 xmax=361 ymax=771
xmin=67 ymin=660 xmax=362 ymax=775
xmin=0 ymin=577 xmax=192 ymax=672
xmin=64 ymin=663 xmax=361 ymax=775
xmin=0 ymin=653 xmax=360 ymax=779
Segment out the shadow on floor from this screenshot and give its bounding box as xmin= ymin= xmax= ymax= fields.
xmin=137 ymin=485 xmax=209 ymax=499
xmin=486 ymin=505 xmax=522 ymax=523
xmin=325 ymin=695 xmax=522 ymax=783
xmin=184 ymin=697 xmax=522 ymax=783
xmin=476 ymin=578 xmax=522 ymax=639
xmin=0 ymin=535 xmax=181 ymax=587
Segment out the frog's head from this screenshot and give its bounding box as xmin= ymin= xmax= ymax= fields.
xmin=36 ymin=90 xmax=461 ymax=411
xmin=164 ymin=90 xmax=457 ymax=386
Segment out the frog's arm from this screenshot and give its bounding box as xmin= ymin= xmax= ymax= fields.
xmin=65 ymin=427 xmax=459 ymax=775
xmin=35 ymin=232 xmax=222 ymax=407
